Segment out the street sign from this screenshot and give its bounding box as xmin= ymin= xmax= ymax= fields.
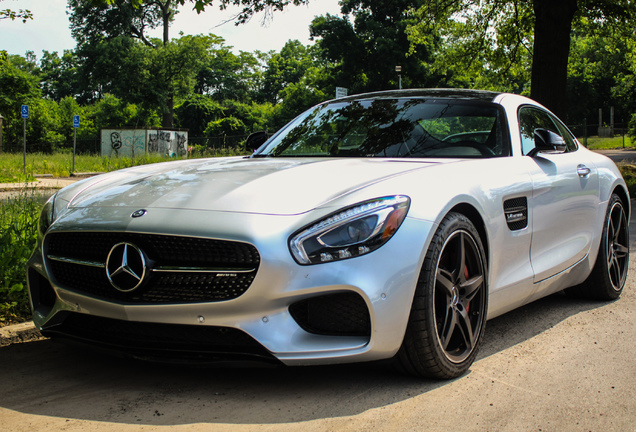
xmin=335 ymin=87 xmax=348 ymax=99
xmin=73 ymin=115 xmax=80 ymax=128
xmin=21 ymin=105 xmax=29 ymax=119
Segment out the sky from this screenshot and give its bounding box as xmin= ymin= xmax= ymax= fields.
xmin=2 ymin=0 xmax=342 ymax=58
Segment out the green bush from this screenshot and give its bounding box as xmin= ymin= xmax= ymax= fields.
xmin=628 ymin=113 xmax=636 ymax=144
xmin=618 ymin=164 xmax=636 ymax=198
xmin=0 ymin=189 xmax=43 ymax=323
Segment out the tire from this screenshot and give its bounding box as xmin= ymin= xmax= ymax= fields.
xmin=566 ymin=193 xmax=629 ymax=300
xmin=395 ymin=212 xmax=488 ymax=379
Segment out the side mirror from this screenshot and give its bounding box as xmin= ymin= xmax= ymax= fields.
xmin=527 ymin=128 xmax=566 ymax=157
xmin=245 ymin=131 xmax=268 ymax=152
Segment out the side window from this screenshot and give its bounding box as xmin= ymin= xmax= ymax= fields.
xmin=551 ymin=117 xmax=578 ymax=152
xmin=518 ymin=106 xmax=577 ymax=155
xmin=519 ymin=107 xmax=558 ymax=155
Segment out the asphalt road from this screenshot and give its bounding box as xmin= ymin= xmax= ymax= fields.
xmin=594 ymin=148 xmax=636 ymax=164
xmin=1 ymin=212 xmax=635 ymax=432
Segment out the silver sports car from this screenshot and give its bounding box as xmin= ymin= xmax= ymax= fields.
xmin=27 ymin=89 xmax=629 ymax=379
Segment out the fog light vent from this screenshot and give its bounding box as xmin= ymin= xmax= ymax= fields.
xmin=27 ymin=268 xmax=57 ymax=314
xmin=289 ymin=292 xmax=371 ymax=337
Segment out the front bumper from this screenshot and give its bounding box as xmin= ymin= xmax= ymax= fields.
xmin=27 ymin=207 xmax=434 ymax=366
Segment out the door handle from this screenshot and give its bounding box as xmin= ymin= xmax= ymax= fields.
xmin=577 ymin=164 xmax=591 ymax=178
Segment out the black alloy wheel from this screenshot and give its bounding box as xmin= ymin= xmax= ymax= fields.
xmin=434 ymin=229 xmax=487 ymax=364
xmin=395 ymin=212 xmax=488 ymax=379
xmin=606 ymin=198 xmax=629 ymax=292
xmin=566 ymin=193 xmax=629 ymax=300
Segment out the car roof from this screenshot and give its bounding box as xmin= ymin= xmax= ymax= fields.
xmin=333 ymin=88 xmax=502 ymax=103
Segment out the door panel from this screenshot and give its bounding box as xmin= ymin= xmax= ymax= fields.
xmin=517 ymin=106 xmax=600 ymax=282
xmin=528 ymin=152 xmax=599 ymax=281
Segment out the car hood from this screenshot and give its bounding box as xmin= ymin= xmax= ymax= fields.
xmin=63 ymin=157 xmax=443 ymax=215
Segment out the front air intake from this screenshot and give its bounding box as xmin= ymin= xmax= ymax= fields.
xmin=289 ymin=292 xmax=371 ymax=337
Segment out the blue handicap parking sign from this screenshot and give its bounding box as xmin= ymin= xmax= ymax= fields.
xmin=73 ymin=115 xmax=80 ymax=128
xmin=21 ymin=105 xmax=29 ymax=119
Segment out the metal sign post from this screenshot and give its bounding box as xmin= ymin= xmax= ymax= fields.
xmin=21 ymin=105 xmax=29 ymax=175
xmin=73 ymin=115 xmax=80 ymax=173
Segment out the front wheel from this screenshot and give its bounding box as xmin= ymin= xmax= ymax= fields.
xmin=395 ymin=212 xmax=488 ymax=379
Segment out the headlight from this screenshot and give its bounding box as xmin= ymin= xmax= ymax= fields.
xmin=38 ymin=193 xmax=58 ymax=236
xmin=289 ymin=196 xmax=410 ymax=265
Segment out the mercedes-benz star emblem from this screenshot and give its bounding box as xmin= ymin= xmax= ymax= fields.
xmin=105 ymin=242 xmax=147 ymax=292
xmin=131 ymin=209 xmax=147 ymax=218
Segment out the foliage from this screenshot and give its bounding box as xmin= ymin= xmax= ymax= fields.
xmin=175 ymin=95 xmax=278 ymax=136
xmin=0 ymin=189 xmax=42 ymax=323
xmin=310 ymin=0 xmax=438 ymax=95
xmin=617 ymin=163 xmax=636 ymax=199
xmin=629 ymin=114 xmax=636 ymax=144
xmin=567 ymin=20 xmax=636 ymax=124
xmin=2 ymin=0 xmax=636 ymax=159
xmin=0 ymin=2 xmax=33 ymax=23
xmin=258 ymin=40 xmax=318 ymax=103
xmin=39 ymin=50 xmax=81 ymax=101
xmin=194 ymin=36 xmax=262 ymax=102
xmin=0 ymin=56 xmax=43 ymax=147
xmin=175 ymin=94 xmax=226 ymax=136
xmin=584 ymin=135 xmax=633 ymax=150
xmin=406 ymin=0 xmax=636 ymax=119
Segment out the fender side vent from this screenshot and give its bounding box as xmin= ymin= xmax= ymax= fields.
xmin=504 ymin=197 xmax=528 ymax=231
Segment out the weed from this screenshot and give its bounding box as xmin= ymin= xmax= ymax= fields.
xmin=0 ymin=148 xmax=249 ymax=183
xmin=0 ymin=188 xmax=43 ymax=324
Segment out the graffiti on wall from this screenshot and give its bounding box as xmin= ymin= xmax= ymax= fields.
xmin=101 ymin=129 xmax=188 ymax=157
xmin=147 ymin=130 xmax=188 ymax=157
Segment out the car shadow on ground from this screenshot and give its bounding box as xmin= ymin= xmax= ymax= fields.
xmin=0 ymin=291 xmax=611 ymax=426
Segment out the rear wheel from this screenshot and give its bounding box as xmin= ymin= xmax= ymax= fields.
xmin=566 ymin=193 xmax=629 ymax=300
xmin=395 ymin=212 xmax=488 ymax=379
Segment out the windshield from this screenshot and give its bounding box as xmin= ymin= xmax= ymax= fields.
xmin=255 ymin=98 xmax=509 ymax=158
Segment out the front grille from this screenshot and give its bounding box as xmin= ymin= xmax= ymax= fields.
xmin=44 ymin=232 xmax=260 ymax=304
xmin=289 ymin=292 xmax=371 ymax=337
xmin=47 ymin=232 xmax=260 ymax=267
xmin=41 ymin=312 xmax=278 ymax=364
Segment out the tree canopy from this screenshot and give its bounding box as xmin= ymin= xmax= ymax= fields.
xmin=406 ymin=0 xmax=636 ymax=119
xmin=2 ymin=0 xmax=636 ymax=154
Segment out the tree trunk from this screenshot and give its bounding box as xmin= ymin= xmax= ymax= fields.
xmin=162 ymin=94 xmax=174 ymax=129
xmin=161 ymin=0 xmax=173 ymax=128
xmin=162 ymin=0 xmax=171 ymax=45
xmin=530 ymin=0 xmax=578 ymax=120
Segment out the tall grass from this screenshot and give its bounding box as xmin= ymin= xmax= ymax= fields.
xmin=0 ymin=146 xmax=248 ymax=182
xmin=582 ymin=135 xmax=634 ymax=150
xmin=0 ymin=188 xmax=43 ymax=324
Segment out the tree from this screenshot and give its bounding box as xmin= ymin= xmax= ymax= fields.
xmin=0 ymin=1 xmax=33 ymax=23
xmin=40 ymin=50 xmax=81 ymax=101
xmin=0 ymin=57 xmax=44 ymax=151
xmin=194 ymin=36 xmax=261 ymax=102
xmin=258 ymin=40 xmax=318 ymax=103
xmin=407 ymin=0 xmax=636 ymax=119
xmin=310 ymin=0 xmax=438 ymax=95
xmin=567 ymin=21 xmax=636 ymax=125
xmin=70 ymin=0 xmax=310 ymax=127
